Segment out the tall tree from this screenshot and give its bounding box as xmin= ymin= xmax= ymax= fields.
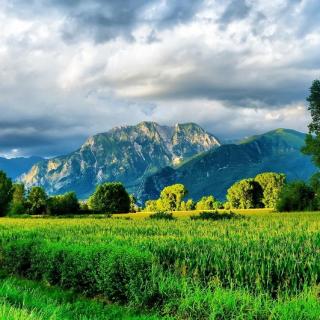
xmin=0 ymin=170 xmax=12 ymax=215
xmin=254 ymin=173 xmax=286 ymax=208
xmin=9 ymin=183 xmax=26 ymax=215
xmin=302 ymin=80 xmax=320 ymax=165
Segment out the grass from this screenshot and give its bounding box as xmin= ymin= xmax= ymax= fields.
xmin=0 ymin=210 xmax=320 ymax=319
xmin=0 ymin=276 xmax=164 ymax=320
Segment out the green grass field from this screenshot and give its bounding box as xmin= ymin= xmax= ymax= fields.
xmin=0 ymin=210 xmax=319 ymax=319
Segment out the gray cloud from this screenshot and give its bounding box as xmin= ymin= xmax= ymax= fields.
xmin=0 ymin=0 xmax=319 ymax=157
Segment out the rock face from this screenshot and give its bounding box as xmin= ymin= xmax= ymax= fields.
xmin=20 ymin=122 xmax=220 ymax=198
xmin=139 ymin=129 xmax=317 ymax=202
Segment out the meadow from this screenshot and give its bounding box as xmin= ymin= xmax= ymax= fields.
xmin=0 ymin=210 xmax=319 ymax=319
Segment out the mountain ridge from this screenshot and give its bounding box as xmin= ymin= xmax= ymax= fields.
xmin=20 ymin=121 xmax=220 ymax=198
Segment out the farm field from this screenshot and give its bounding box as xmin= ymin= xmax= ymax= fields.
xmin=0 ymin=211 xmax=319 ymax=319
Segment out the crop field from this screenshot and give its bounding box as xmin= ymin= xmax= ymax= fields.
xmin=0 ymin=211 xmax=319 ymax=319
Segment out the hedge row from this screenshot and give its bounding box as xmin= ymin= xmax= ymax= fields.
xmin=0 ymin=239 xmax=155 ymax=306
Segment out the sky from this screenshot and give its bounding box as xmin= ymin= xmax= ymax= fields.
xmin=0 ymin=0 xmax=319 ymax=157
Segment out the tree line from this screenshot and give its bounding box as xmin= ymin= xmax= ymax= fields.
xmin=1 ymin=169 xmax=320 ymax=216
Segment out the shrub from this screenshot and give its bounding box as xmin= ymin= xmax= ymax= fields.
xmin=276 ymin=181 xmax=317 ymax=212
xmin=149 ymin=211 xmax=175 ymax=221
xmin=190 ymin=211 xmax=239 ymax=221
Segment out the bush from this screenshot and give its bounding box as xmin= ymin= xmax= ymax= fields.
xmin=190 ymin=211 xmax=239 ymax=221
xmin=88 ymin=182 xmax=130 ymax=213
xmin=149 ymin=211 xmax=175 ymax=221
xmin=276 ymin=181 xmax=317 ymax=212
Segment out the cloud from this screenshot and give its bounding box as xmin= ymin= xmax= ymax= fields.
xmin=0 ymin=0 xmax=319 ymax=157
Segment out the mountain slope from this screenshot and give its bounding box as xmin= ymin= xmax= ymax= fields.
xmin=0 ymin=156 xmax=43 ymax=179
xmin=20 ymin=122 xmax=220 ymax=198
xmin=139 ymin=129 xmax=317 ymax=202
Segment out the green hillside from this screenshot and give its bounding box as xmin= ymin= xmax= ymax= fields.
xmin=139 ymin=129 xmax=317 ymax=202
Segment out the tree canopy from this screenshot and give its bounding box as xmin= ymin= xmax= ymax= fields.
xmin=226 ymin=179 xmax=263 ymax=209
xmin=302 ymin=79 xmax=320 ymax=166
xmin=0 ymin=170 xmax=12 ymax=215
xmin=88 ymin=182 xmax=130 ymax=213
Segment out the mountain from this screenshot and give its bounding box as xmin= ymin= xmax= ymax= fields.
xmin=139 ymin=129 xmax=317 ymax=202
xmin=0 ymin=156 xmax=43 ymax=180
xmin=20 ymin=122 xmax=220 ymax=198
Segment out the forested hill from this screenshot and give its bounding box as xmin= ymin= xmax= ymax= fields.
xmin=139 ymin=129 xmax=316 ymax=203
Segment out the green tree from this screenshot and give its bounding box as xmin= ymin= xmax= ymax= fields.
xmin=144 ymin=200 xmax=158 ymax=212
xmin=88 ymin=182 xmax=130 ymax=213
xmin=254 ymin=172 xmax=286 ymax=208
xmin=48 ymin=192 xmax=79 ymax=215
xmin=226 ymin=179 xmax=263 ymax=209
xmin=26 ymin=186 xmax=48 ymax=215
xmin=129 ymin=195 xmax=138 ymax=213
xmin=302 ymin=80 xmax=320 ymax=165
xmin=276 ymin=181 xmax=316 ymax=212
xmin=196 ymin=195 xmax=217 ymax=210
xmin=159 ymin=184 xmax=188 ymax=211
xmin=0 ymin=170 xmax=12 ymax=215
xmin=9 ymin=183 xmax=26 ymax=215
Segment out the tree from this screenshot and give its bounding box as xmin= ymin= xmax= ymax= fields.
xmin=26 ymin=186 xmax=48 ymax=215
xmin=302 ymin=80 xmax=320 ymax=166
xmin=159 ymin=184 xmax=188 ymax=211
xmin=226 ymin=179 xmax=263 ymax=209
xmin=254 ymin=172 xmax=286 ymax=208
xmin=48 ymin=192 xmax=79 ymax=215
xmin=276 ymin=181 xmax=316 ymax=212
xmin=9 ymin=183 xmax=26 ymax=215
xmin=88 ymin=182 xmax=130 ymax=213
xmin=196 ymin=195 xmax=217 ymax=210
xmin=0 ymin=171 xmax=12 ymax=215
xmin=129 ymin=195 xmax=139 ymax=213
xmin=144 ymin=200 xmax=158 ymax=212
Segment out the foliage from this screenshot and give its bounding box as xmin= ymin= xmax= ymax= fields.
xmin=0 ymin=277 xmax=159 ymax=320
xmin=254 ymin=172 xmax=286 ymax=208
xmin=195 ymin=195 xmax=222 ymax=210
xmin=0 ymin=170 xmax=12 ymax=215
xmin=180 ymin=199 xmax=195 ymax=211
xmin=149 ymin=211 xmax=175 ymax=220
xmin=26 ymin=186 xmax=48 ymax=215
xmin=144 ymin=184 xmax=188 ymax=212
xmin=159 ymin=184 xmax=188 ymax=211
xmin=8 ymin=183 xmax=26 ymax=215
xmin=226 ymin=179 xmax=263 ymax=209
xmin=48 ymin=192 xmax=80 ymax=215
xmin=88 ymin=182 xmax=130 ymax=213
xmin=276 ymin=181 xmax=317 ymax=212
xmin=190 ymin=211 xmax=239 ymax=221
xmin=302 ymin=79 xmax=320 ymax=166
xmin=129 ymin=194 xmax=139 ymax=213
